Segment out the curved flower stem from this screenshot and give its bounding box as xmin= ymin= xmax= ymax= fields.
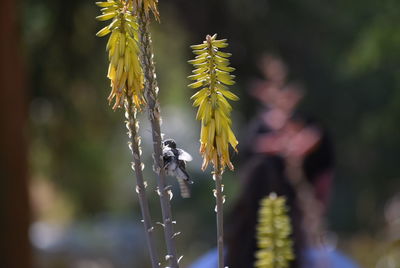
xmin=138 ymin=11 xmax=179 ymax=268
xmin=124 ymin=95 xmax=160 ymax=268
xmin=214 ymin=160 xmax=224 ymax=268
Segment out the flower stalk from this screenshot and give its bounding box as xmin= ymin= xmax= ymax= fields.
xmin=214 ymin=164 xmax=225 ymax=268
xmin=96 ymin=1 xmax=159 ymax=266
xmin=255 ymin=193 xmax=294 ymax=268
xmin=124 ymin=95 xmax=160 ymax=268
xmin=96 ymin=0 xmax=145 ymax=109
xmin=137 ymin=4 xmax=180 ymax=268
xmin=189 ymin=34 xmax=239 ymax=268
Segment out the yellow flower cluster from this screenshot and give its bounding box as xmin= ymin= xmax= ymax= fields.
xmin=96 ymin=0 xmax=144 ymax=109
xmin=188 ymin=34 xmax=239 ymax=171
xmin=133 ymin=0 xmax=160 ymax=20
xmin=255 ymin=193 xmax=295 ymax=268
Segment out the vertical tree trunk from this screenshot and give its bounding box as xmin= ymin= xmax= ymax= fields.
xmin=0 ymin=0 xmax=32 ymax=267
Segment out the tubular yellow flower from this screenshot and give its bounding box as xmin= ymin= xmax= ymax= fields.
xmin=96 ymin=0 xmax=145 ymax=109
xmin=188 ymin=34 xmax=239 ymax=171
xmin=133 ymin=0 xmax=160 ymax=21
xmin=255 ymin=193 xmax=295 ymax=268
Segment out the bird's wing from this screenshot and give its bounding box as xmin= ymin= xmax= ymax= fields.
xmin=176 ymin=164 xmax=192 ymax=182
xmin=177 ymin=149 xmax=193 ymax=161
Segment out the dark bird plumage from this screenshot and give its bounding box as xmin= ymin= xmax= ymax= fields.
xmin=162 ymin=139 xmax=193 ymax=198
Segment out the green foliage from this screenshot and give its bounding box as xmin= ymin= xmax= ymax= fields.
xmin=22 ymin=0 xmax=400 ymax=265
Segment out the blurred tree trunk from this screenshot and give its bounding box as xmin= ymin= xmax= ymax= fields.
xmin=0 ymin=0 xmax=32 ymax=267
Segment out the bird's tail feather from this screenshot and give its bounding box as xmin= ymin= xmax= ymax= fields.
xmin=177 ymin=178 xmax=191 ymax=198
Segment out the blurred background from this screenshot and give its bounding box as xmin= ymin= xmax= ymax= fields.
xmin=2 ymin=0 xmax=400 ymax=267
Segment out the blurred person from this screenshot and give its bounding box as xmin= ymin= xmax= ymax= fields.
xmin=190 ymin=113 xmax=358 ymax=268
xmin=190 ymin=56 xmax=358 ymax=268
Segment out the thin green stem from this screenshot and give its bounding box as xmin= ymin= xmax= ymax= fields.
xmin=138 ymin=11 xmax=179 ymax=268
xmin=124 ymin=96 xmax=160 ymax=268
xmin=207 ymin=35 xmax=225 ymax=268
xmin=214 ymin=161 xmax=224 ymax=268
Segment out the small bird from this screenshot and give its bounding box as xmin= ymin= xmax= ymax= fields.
xmin=162 ymin=139 xmax=193 ymax=198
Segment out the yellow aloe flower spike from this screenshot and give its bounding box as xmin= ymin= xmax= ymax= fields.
xmin=255 ymin=193 xmax=295 ymax=268
xmin=96 ymin=0 xmax=145 ymax=109
xmin=188 ymin=34 xmax=239 ymax=171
